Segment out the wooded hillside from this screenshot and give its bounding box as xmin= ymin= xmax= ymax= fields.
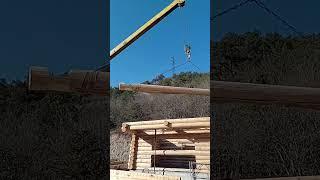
xmin=211 ymin=32 xmax=320 ymax=178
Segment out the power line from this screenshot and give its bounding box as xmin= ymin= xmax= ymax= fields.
xmin=188 ymin=61 xmax=201 ymax=71
xmin=252 ymin=0 xmax=303 ymax=37
xmin=94 ymin=59 xmax=110 ymax=72
xmin=211 ymin=0 xmax=252 ymax=21
xmin=158 ymin=61 xmax=189 ymax=76
xmin=211 ymin=0 xmax=303 ymax=37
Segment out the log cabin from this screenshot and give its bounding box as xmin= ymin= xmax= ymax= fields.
xmin=121 ymin=117 xmax=210 ymax=175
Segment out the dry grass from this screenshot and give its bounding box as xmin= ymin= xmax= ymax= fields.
xmin=110 ymin=130 xmax=131 ymax=163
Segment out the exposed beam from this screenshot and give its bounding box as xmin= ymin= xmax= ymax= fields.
xmin=28 ymin=66 xmax=109 ymax=95
xmin=122 ymin=117 xmax=210 ymax=132
xmin=212 ymin=80 xmax=320 ymax=110
xmin=119 ymin=83 xmax=209 ymax=96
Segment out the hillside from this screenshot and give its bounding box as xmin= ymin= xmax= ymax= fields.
xmin=0 ymin=81 xmax=109 ymax=179
xmin=211 ymin=32 xmax=320 ymax=178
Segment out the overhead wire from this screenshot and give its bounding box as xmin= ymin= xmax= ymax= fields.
xmin=211 ymin=0 xmax=252 ymax=21
xmin=252 ymin=0 xmax=303 ymax=37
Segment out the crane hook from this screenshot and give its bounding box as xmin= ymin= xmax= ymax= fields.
xmin=184 ymin=44 xmax=191 ymax=61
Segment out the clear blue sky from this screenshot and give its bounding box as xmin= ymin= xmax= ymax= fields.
xmin=212 ymin=0 xmax=320 ymax=41
xmin=110 ymin=0 xmax=210 ymax=87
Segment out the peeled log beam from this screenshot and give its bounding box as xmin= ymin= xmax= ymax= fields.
xmin=119 ymin=83 xmax=209 ymax=96
xmin=136 ymin=154 xmax=210 ymax=160
xmin=212 ymin=80 xmax=320 ymax=110
xmin=137 ymin=150 xmax=209 ymax=156
xmin=242 ymin=176 xmax=320 ymax=180
xmin=123 ymin=122 xmax=210 ymax=132
xmin=125 ymin=117 xmax=209 ymax=126
xmin=136 ymin=167 xmax=209 ymax=174
xmin=140 ymin=129 xmax=210 ymax=135
xmin=110 ymin=170 xmax=181 ymax=180
xmin=28 ymin=66 xmax=109 ymax=95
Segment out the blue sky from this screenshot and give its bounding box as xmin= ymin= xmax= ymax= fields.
xmin=110 ymin=0 xmax=210 ymax=87
xmin=212 ymin=0 xmax=320 ymax=40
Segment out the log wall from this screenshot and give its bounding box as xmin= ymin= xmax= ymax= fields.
xmin=129 ymin=129 xmax=210 ymax=173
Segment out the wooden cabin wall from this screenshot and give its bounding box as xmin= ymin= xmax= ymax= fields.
xmin=129 ymin=130 xmax=210 ymax=172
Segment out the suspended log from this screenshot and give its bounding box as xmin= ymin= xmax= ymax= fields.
xmin=28 ymin=66 xmax=109 ymax=95
xmin=119 ymin=83 xmax=209 ymax=96
xmin=212 ymin=80 xmax=320 ymax=110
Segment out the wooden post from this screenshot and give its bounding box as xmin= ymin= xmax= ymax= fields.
xmin=128 ymin=133 xmax=138 ymax=170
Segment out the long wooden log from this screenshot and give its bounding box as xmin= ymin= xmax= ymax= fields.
xmin=139 ymin=138 xmax=209 ymax=143
xmin=110 ymin=170 xmax=181 ymax=180
xmin=242 ymin=176 xmax=320 ymax=180
xmin=136 ymin=155 xmax=210 ymax=160
xmin=119 ymin=83 xmax=209 ymax=96
xmin=137 ymin=150 xmax=209 ymax=156
xmin=140 ymin=157 xmax=206 ymax=162
xmin=140 ymin=129 xmax=210 ymax=135
xmin=212 ymin=80 xmax=320 ymax=110
xmin=135 ymin=167 xmax=210 ymax=173
xmin=28 ymin=66 xmax=109 ymax=95
xmin=125 ymin=117 xmax=209 ymax=126
xmin=123 ymin=122 xmax=210 ymax=132
xmin=140 ymin=133 xmax=210 ymax=139
xmin=120 ymin=81 xmax=320 ymax=110
xmin=139 ymin=142 xmax=209 ymax=148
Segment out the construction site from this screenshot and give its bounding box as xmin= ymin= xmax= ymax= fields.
xmin=109 ymin=0 xmax=210 ymax=179
xmin=14 ymin=0 xmax=320 ymax=180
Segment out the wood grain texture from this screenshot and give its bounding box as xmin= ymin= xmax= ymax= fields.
xmin=125 ymin=117 xmax=209 ymax=126
xmin=110 ymin=170 xmax=181 ymax=180
xmin=28 ymin=66 xmax=109 ymax=95
xmin=119 ymin=83 xmax=209 ymax=96
xmin=212 ymin=80 xmax=320 ymax=110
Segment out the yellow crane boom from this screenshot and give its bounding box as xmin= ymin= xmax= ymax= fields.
xmin=110 ymin=0 xmax=185 ymax=60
